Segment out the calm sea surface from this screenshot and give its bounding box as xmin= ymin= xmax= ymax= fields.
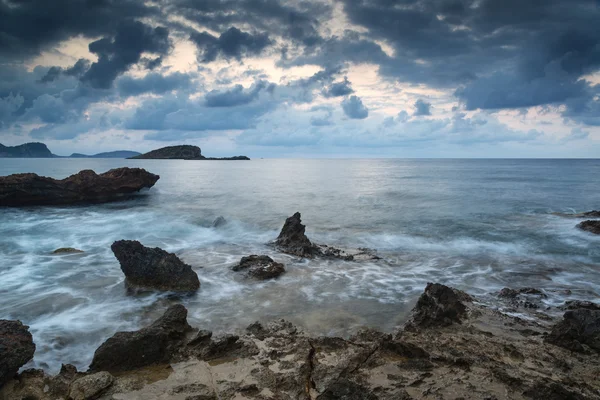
xmin=1 ymin=158 xmax=599 ymax=372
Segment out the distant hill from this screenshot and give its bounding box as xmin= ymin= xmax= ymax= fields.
xmin=0 ymin=142 xmax=56 ymax=158
xmin=130 ymin=145 xmax=249 ymax=160
xmin=69 ymin=151 xmax=141 ymax=158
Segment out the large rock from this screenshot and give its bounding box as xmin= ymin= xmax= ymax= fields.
xmin=111 ymin=240 xmax=200 ymax=292
xmin=232 ymin=255 xmax=285 ymax=280
xmin=577 ymin=220 xmax=600 ymax=234
xmin=89 ymin=305 xmax=191 ymax=372
xmin=68 ymin=371 xmax=114 ymax=400
xmin=0 ymin=167 xmax=159 ymax=206
xmin=275 ymin=212 xmax=319 ymax=257
xmin=0 ymin=320 xmax=36 ymax=387
xmin=545 ymin=309 xmax=600 ymax=353
xmin=405 ymin=283 xmax=471 ymax=329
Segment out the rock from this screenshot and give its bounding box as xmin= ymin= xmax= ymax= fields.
xmin=275 ymin=212 xmax=319 ymax=258
xmin=0 ymin=167 xmax=159 ymax=207
xmin=562 ymin=300 xmax=600 ymax=311
xmin=111 ymin=240 xmax=200 ymax=292
xmin=316 ymin=379 xmax=378 ymax=400
xmin=405 ymin=283 xmax=471 ymax=329
xmin=52 ymin=247 xmax=84 ymax=254
xmin=68 ymin=371 xmax=114 ymax=400
xmin=498 ymin=287 xmax=547 ymax=309
xmin=577 ymin=220 xmax=600 ymax=234
xmin=523 ymin=379 xmax=587 ymax=400
xmin=545 ymin=309 xmax=600 ymax=353
xmin=498 ymin=287 xmax=546 ymax=298
xmin=0 ymin=142 xmax=55 ymax=158
xmin=211 ymin=216 xmax=227 ymax=228
xmin=582 ymin=210 xmax=600 ymax=218
xmin=0 ymin=320 xmax=36 ymax=387
xmin=130 ymin=145 xmax=250 ymax=160
xmin=89 ymin=304 xmax=192 ymax=372
xmin=232 ymin=255 xmax=285 ymax=280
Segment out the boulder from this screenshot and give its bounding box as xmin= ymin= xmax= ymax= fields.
xmin=89 ymin=304 xmax=191 ymax=372
xmin=232 ymin=255 xmax=285 ymax=280
xmin=275 ymin=212 xmax=319 ymax=258
xmin=0 ymin=320 xmax=36 ymax=387
xmin=577 ymin=220 xmax=600 ymax=234
xmin=111 ymin=240 xmax=200 ymax=292
xmin=68 ymin=371 xmax=114 ymax=400
xmin=52 ymin=247 xmax=84 ymax=254
xmin=405 ymin=283 xmax=471 ymax=329
xmin=0 ymin=167 xmax=159 ymax=207
xmin=545 ymin=309 xmax=600 ymax=353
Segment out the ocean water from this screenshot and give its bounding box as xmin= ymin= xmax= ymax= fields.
xmin=1 ymin=158 xmax=599 ymax=373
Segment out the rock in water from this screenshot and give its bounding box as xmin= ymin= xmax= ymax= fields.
xmin=89 ymin=305 xmax=191 ymax=372
xmin=405 ymin=283 xmax=471 ymax=329
xmin=0 ymin=167 xmax=159 ymax=206
xmin=212 ymin=216 xmax=227 ymax=228
xmin=545 ymin=309 xmax=600 ymax=353
xmin=68 ymin=371 xmax=114 ymax=400
xmin=0 ymin=320 xmax=36 ymax=387
xmin=275 ymin=212 xmax=319 ymax=257
xmin=111 ymin=240 xmax=200 ymax=292
xmin=577 ymin=220 xmax=600 ymax=234
xmin=52 ymin=247 xmax=84 ymax=254
xmin=232 ymin=255 xmax=285 ymax=279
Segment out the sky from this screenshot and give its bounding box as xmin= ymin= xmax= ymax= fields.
xmin=0 ymin=0 xmax=599 ymax=158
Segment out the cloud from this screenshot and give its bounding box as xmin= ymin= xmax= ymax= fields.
xmin=341 ymin=95 xmax=369 ymax=119
xmin=117 ymin=72 xmax=194 ymax=97
xmin=190 ymin=27 xmax=271 ymax=63
xmin=413 ymin=99 xmax=432 ymax=116
xmin=322 ymin=77 xmax=354 ymax=98
xmin=204 ymin=80 xmax=272 ymax=107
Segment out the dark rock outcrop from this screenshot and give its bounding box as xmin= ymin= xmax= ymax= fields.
xmin=562 ymin=300 xmax=600 ymax=311
xmin=577 ymin=220 xmax=600 ymax=234
xmin=581 ymin=210 xmax=600 ymax=218
xmin=275 ymin=212 xmax=319 ymax=258
xmin=111 ymin=240 xmax=200 ymax=292
xmin=212 ymin=216 xmax=227 ymax=228
xmin=405 ymin=283 xmax=471 ymax=329
xmin=130 ymin=145 xmax=249 ymax=160
xmin=0 ymin=320 xmax=36 ymax=387
xmin=89 ymin=305 xmax=192 ymax=372
xmin=0 ymin=167 xmax=159 ymax=206
xmin=232 ymin=255 xmax=285 ymax=280
xmin=545 ymin=309 xmax=600 ymax=353
xmin=0 ymin=142 xmax=55 ymax=158
xmin=498 ymin=287 xmax=547 ymax=309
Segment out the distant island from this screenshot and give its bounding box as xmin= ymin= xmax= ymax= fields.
xmin=1 ymin=143 xmax=141 ymax=159
xmin=130 ymin=145 xmax=249 ymax=160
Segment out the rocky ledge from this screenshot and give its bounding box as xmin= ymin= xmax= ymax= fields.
xmin=577 ymin=220 xmax=600 ymax=235
xmin=3 ymin=283 xmax=600 ymax=399
xmin=274 ymin=212 xmax=380 ymax=261
xmin=0 ymin=167 xmax=159 ymax=207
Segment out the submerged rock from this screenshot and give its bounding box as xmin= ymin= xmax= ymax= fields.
xmin=0 ymin=320 xmax=36 ymax=387
xmin=545 ymin=309 xmax=600 ymax=353
xmin=577 ymin=220 xmax=600 ymax=234
xmin=212 ymin=216 xmax=227 ymax=228
xmin=405 ymin=283 xmax=471 ymax=329
xmin=89 ymin=304 xmax=192 ymax=372
xmin=111 ymin=240 xmax=200 ymax=292
xmin=232 ymin=255 xmax=285 ymax=280
xmin=0 ymin=167 xmax=159 ymax=207
xmin=51 ymin=247 xmax=84 ymax=254
xmin=68 ymin=371 xmax=114 ymax=400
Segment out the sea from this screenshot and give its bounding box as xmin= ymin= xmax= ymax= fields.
xmin=0 ymin=158 xmax=599 ymax=373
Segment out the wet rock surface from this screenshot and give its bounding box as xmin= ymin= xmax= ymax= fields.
xmin=89 ymin=305 xmax=192 ymax=372
xmin=577 ymin=220 xmax=600 ymax=234
xmin=545 ymin=309 xmax=600 ymax=353
xmin=498 ymin=287 xmax=548 ymax=310
xmin=3 ymin=285 xmax=600 ymax=399
xmin=0 ymin=320 xmax=36 ymax=387
xmin=111 ymin=240 xmax=200 ymax=292
xmin=212 ymin=216 xmax=227 ymax=228
xmin=232 ymin=255 xmax=286 ymax=279
xmin=0 ymin=167 xmax=159 ymax=206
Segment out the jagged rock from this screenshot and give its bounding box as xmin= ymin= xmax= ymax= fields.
xmin=232 ymin=255 xmax=285 ymax=280
xmin=212 ymin=216 xmax=227 ymax=227
xmin=275 ymin=212 xmax=319 ymax=257
xmin=89 ymin=305 xmax=192 ymax=372
xmin=405 ymin=283 xmax=471 ymax=329
xmin=52 ymin=247 xmax=84 ymax=254
xmin=545 ymin=309 xmax=600 ymax=353
xmin=498 ymin=287 xmax=547 ymax=309
xmin=0 ymin=320 xmax=36 ymax=387
xmin=111 ymin=240 xmax=200 ymax=292
xmin=0 ymin=167 xmax=159 ymax=206
xmin=562 ymin=300 xmax=600 ymax=311
xmin=577 ymin=220 xmax=600 ymax=234
xmin=499 ymin=287 xmax=546 ymax=298
xmin=68 ymin=371 xmax=114 ymax=400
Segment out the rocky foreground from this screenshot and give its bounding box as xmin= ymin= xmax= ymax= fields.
xmin=2 ymin=283 xmax=599 ymax=400
xmin=0 ymin=168 xmax=159 ymax=206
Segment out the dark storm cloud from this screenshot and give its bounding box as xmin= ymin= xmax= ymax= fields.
xmin=82 ymin=21 xmax=171 ymax=89
xmin=39 ymin=59 xmax=91 ymax=83
xmin=322 ymin=77 xmax=354 ymax=98
xmin=117 ymin=72 xmax=194 ymax=96
xmin=414 ymin=99 xmax=432 ymax=116
xmin=204 ymin=80 xmax=272 ymax=107
xmin=190 ymin=27 xmax=272 ymax=63
xmin=341 ymin=95 xmax=368 ymax=119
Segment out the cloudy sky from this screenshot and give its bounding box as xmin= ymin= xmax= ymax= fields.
xmin=1 ymin=0 xmax=599 ymax=157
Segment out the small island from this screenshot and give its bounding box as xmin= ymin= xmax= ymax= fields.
xmin=129 ymin=145 xmax=250 ymax=160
